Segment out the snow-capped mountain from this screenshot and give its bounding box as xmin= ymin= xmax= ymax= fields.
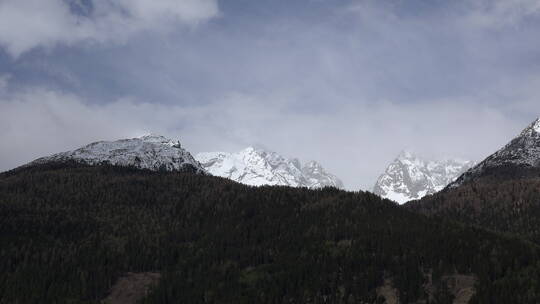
xmin=30 ymin=135 xmax=206 ymax=174
xmin=449 ymin=117 xmax=540 ymax=188
xmin=195 ymin=147 xmax=344 ymax=188
xmin=373 ymin=151 xmax=474 ymax=204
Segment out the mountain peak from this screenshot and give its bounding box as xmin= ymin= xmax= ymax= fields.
xmin=533 ymin=117 xmax=540 ymax=132
xmin=30 ymin=135 xmax=206 ymax=174
xmin=520 ymin=117 xmax=540 ymax=137
xmin=374 ymin=152 xmax=474 ymax=204
xmin=195 ymin=148 xmax=343 ymax=189
xmin=449 ymin=117 xmax=540 ymax=188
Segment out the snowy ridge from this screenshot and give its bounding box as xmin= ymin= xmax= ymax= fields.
xmin=373 ymin=151 xmax=474 ymax=204
xmin=196 ymin=147 xmax=343 ymax=188
xmin=449 ymin=117 xmax=540 ymax=188
xmin=31 ymin=134 xmax=206 ymax=174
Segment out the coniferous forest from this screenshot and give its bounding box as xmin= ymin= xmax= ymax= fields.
xmin=408 ymin=165 xmax=540 ymax=244
xmin=2 ymin=162 xmax=540 ymax=303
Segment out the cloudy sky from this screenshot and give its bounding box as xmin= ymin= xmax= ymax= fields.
xmin=1 ymin=0 xmax=540 ymax=189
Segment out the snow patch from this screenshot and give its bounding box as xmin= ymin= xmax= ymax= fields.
xmin=383 ymin=190 xmax=412 ymax=205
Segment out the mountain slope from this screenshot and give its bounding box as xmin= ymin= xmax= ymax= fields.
xmin=30 ymin=134 xmax=206 ymax=174
xmin=373 ymin=151 xmax=474 ymax=204
xmin=408 ymin=118 xmax=540 ymax=243
xmin=2 ymin=162 xmax=540 ymax=303
xmin=449 ymin=118 xmax=540 ymax=188
xmin=196 ymin=147 xmax=343 ymax=188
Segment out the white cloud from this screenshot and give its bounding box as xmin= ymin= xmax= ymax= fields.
xmin=0 ymin=0 xmax=219 ymax=57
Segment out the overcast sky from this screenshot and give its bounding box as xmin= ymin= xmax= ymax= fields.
xmin=1 ymin=0 xmax=540 ymax=190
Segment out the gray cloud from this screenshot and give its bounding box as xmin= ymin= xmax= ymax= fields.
xmin=0 ymin=74 xmax=10 ymax=90
xmin=0 ymin=0 xmax=219 ymax=57
xmin=464 ymin=0 xmax=540 ymax=28
xmin=0 ymin=0 xmax=540 ymax=190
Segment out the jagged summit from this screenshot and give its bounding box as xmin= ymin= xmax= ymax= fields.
xmin=301 ymin=160 xmax=344 ymax=188
xmin=534 ymin=118 xmax=540 ymax=133
xmin=449 ymin=117 xmax=540 ymax=188
xmin=519 ymin=117 xmax=540 ymax=136
xmin=195 ymin=147 xmax=343 ymax=188
xmin=30 ymin=135 xmax=206 ymax=174
xmin=373 ymin=150 xmax=474 ymax=204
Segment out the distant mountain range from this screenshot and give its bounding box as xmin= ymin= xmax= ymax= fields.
xmin=195 ymin=147 xmax=344 ymax=189
xmin=373 ymin=151 xmax=474 ymax=204
xmin=28 ymin=136 xmax=343 ymax=189
xmin=25 ymin=117 xmax=540 ymax=206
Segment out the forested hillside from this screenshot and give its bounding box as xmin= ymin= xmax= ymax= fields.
xmin=2 ymin=163 xmax=540 ymax=303
xmin=407 ymin=164 xmax=540 ymax=244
